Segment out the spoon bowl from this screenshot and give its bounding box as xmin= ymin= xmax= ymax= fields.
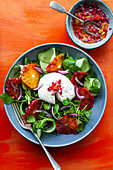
xmin=50 ymin=1 xmax=99 ymax=35
xmin=66 ymin=0 xmax=113 ymax=49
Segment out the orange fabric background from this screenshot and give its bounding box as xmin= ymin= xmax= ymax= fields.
xmin=0 ymin=0 xmax=113 ymax=169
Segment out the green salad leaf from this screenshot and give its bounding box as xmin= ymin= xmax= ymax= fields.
xmin=26 ymin=115 xmax=35 ymax=123
xmin=0 ymin=92 xmax=14 ymax=104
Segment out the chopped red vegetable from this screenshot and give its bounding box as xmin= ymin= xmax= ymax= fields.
xmin=48 ymin=79 xmax=63 ymax=95
xmin=56 ymin=114 xmax=78 ymax=134
xmin=72 ymin=3 xmax=110 ymax=43
xmin=6 ymin=78 xmax=22 ymax=99
xmin=23 ymin=99 xmax=41 ymax=123
xmin=75 ymin=87 xmax=94 ymax=110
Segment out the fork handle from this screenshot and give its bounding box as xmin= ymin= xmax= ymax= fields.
xmin=32 ymin=131 xmax=61 ymax=170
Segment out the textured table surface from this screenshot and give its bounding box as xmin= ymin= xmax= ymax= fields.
xmin=0 ymin=0 xmax=113 ymax=169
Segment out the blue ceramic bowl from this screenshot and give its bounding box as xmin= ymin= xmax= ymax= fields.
xmin=66 ymin=0 xmax=113 ymax=49
xmin=4 ymin=43 xmax=107 ymax=147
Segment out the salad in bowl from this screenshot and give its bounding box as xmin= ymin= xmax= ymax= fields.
xmin=1 ymin=46 xmax=102 ymax=139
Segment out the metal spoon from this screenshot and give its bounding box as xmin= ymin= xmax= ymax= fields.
xmin=50 ymin=1 xmax=99 ymax=35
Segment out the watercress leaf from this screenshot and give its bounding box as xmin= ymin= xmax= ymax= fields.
xmin=26 ymin=115 xmax=35 ymax=123
xmin=74 ymin=100 xmax=81 ymax=104
xmin=62 ymin=98 xmax=70 ymax=106
xmin=70 ymin=106 xmax=75 ymax=113
xmin=65 ymin=71 xmax=73 ymax=80
xmin=25 ymin=88 xmax=32 ymax=105
xmin=38 ymin=111 xmax=45 ymax=119
xmin=19 ymin=101 xmax=28 ymax=115
xmin=83 ymin=116 xmax=89 ymax=123
xmin=44 ymin=103 xmax=51 ymax=110
xmin=69 ymin=64 xmax=80 ymax=73
xmin=84 ymin=109 xmax=92 ymax=117
xmin=36 ymin=122 xmax=40 ymax=128
xmin=77 ymin=120 xmax=85 ymax=133
xmin=32 ymin=121 xmax=39 ymax=133
xmin=89 ymin=86 xmax=100 ymax=93
xmin=0 ymin=92 xmax=14 ymax=104
xmin=63 ymin=58 xmax=75 ymax=70
xmin=86 ymin=69 xmax=97 ymax=79
xmin=55 ymin=48 xmax=61 ymax=55
xmin=53 ymin=104 xmax=59 ymax=115
xmin=33 ymin=90 xmax=39 ymax=98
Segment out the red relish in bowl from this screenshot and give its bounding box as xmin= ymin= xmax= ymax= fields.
xmin=72 ymin=3 xmax=110 ymax=43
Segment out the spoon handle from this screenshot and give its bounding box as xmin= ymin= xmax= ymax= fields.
xmin=50 ymin=1 xmax=83 ymax=23
xmin=66 ymin=11 xmax=83 ymax=23
xmin=50 ymin=1 xmax=66 ymax=13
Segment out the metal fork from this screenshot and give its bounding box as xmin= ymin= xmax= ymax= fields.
xmin=14 ymin=109 xmax=61 ymax=170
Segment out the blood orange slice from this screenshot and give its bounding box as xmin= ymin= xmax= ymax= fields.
xmin=23 ymin=99 xmax=41 ymax=123
xmin=75 ymin=87 xmax=94 ymax=110
xmin=71 ymin=72 xmax=87 ymax=86
xmin=46 ymin=54 xmax=64 ymax=73
xmin=56 ymin=114 xmax=78 ymax=134
xmin=6 ymin=78 xmax=22 ymax=99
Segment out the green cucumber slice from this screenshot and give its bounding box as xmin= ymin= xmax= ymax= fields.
xmin=40 ymin=61 xmax=49 ymax=71
xmin=92 ymin=78 xmax=101 ymax=89
xmin=84 ymin=78 xmax=94 ymax=89
xmin=41 ymin=118 xmax=56 ymax=133
xmin=84 ymin=78 xmax=101 ymax=89
xmin=24 ymin=56 xmax=30 ymax=65
xmin=84 ymin=78 xmax=101 ymax=96
xmin=37 ymin=129 xmax=42 ymax=138
xmin=38 ymin=47 xmax=56 ymax=64
xmin=8 ymin=65 xmax=23 ymax=78
xmin=75 ymin=58 xmax=90 ymax=72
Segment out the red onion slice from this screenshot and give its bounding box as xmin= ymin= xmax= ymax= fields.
xmin=35 ymin=66 xmax=44 ymax=75
xmin=57 ymin=69 xmax=69 ymax=74
xmin=59 ymin=105 xmax=71 ymax=111
xmin=75 ymin=85 xmax=85 ymax=100
xmin=33 ymin=84 xmax=43 ymax=91
xmin=75 ymin=76 xmax=83 ymax=86
xmin=17 ymin=86 xmax=22 ymax=100
xmin=35 ymin=109 xmax=51 ymax=117
xmin=11 ymin=81 xmax=20 ymax=90
xmin=69 ymin=113 xmax=79 ymax=116
xmin=51 ymin=106 xmax=58 ymax=120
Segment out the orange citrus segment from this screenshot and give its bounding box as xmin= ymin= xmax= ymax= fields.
xmin=46 ymin=53 xmax=64 ymax=73
xmin=21 ymin=64 xmax=40 ymax=89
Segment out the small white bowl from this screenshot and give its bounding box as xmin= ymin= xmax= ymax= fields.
xmin=66 ymin=0 xmax=113 ymax=49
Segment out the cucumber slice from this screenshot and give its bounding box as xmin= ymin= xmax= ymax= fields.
xmin=84 ymin=78 xmax=101 ymax=96
xmin=37 ymin=129 xmax=42 ymax=138
xmin=84 ymin=78 xmax=101 ymax=89
xmin=41 ymin=118 xmax=56 ymax=133
xmin=75 ymin=58 xmax=90 ymax=72
xmin=92 ymin=78 xmax=101 ymax=89
xmin=38 ymin=47 xmax=56 ymax=64
xmin=84 ymin=78 xmax=94 ymax=89
xmin=24 ymin=56 xmax=30 ymax=65
xmin=40 ymin=61 xmax=49 ymax=71
xmin=8 ymin=65 xmax=23 ymax=78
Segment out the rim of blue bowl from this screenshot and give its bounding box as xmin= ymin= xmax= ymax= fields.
xmin=3 ymin=43 xmax=107 ymax=147
xmin=66 ymin=0 xmax=113 ymax=49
